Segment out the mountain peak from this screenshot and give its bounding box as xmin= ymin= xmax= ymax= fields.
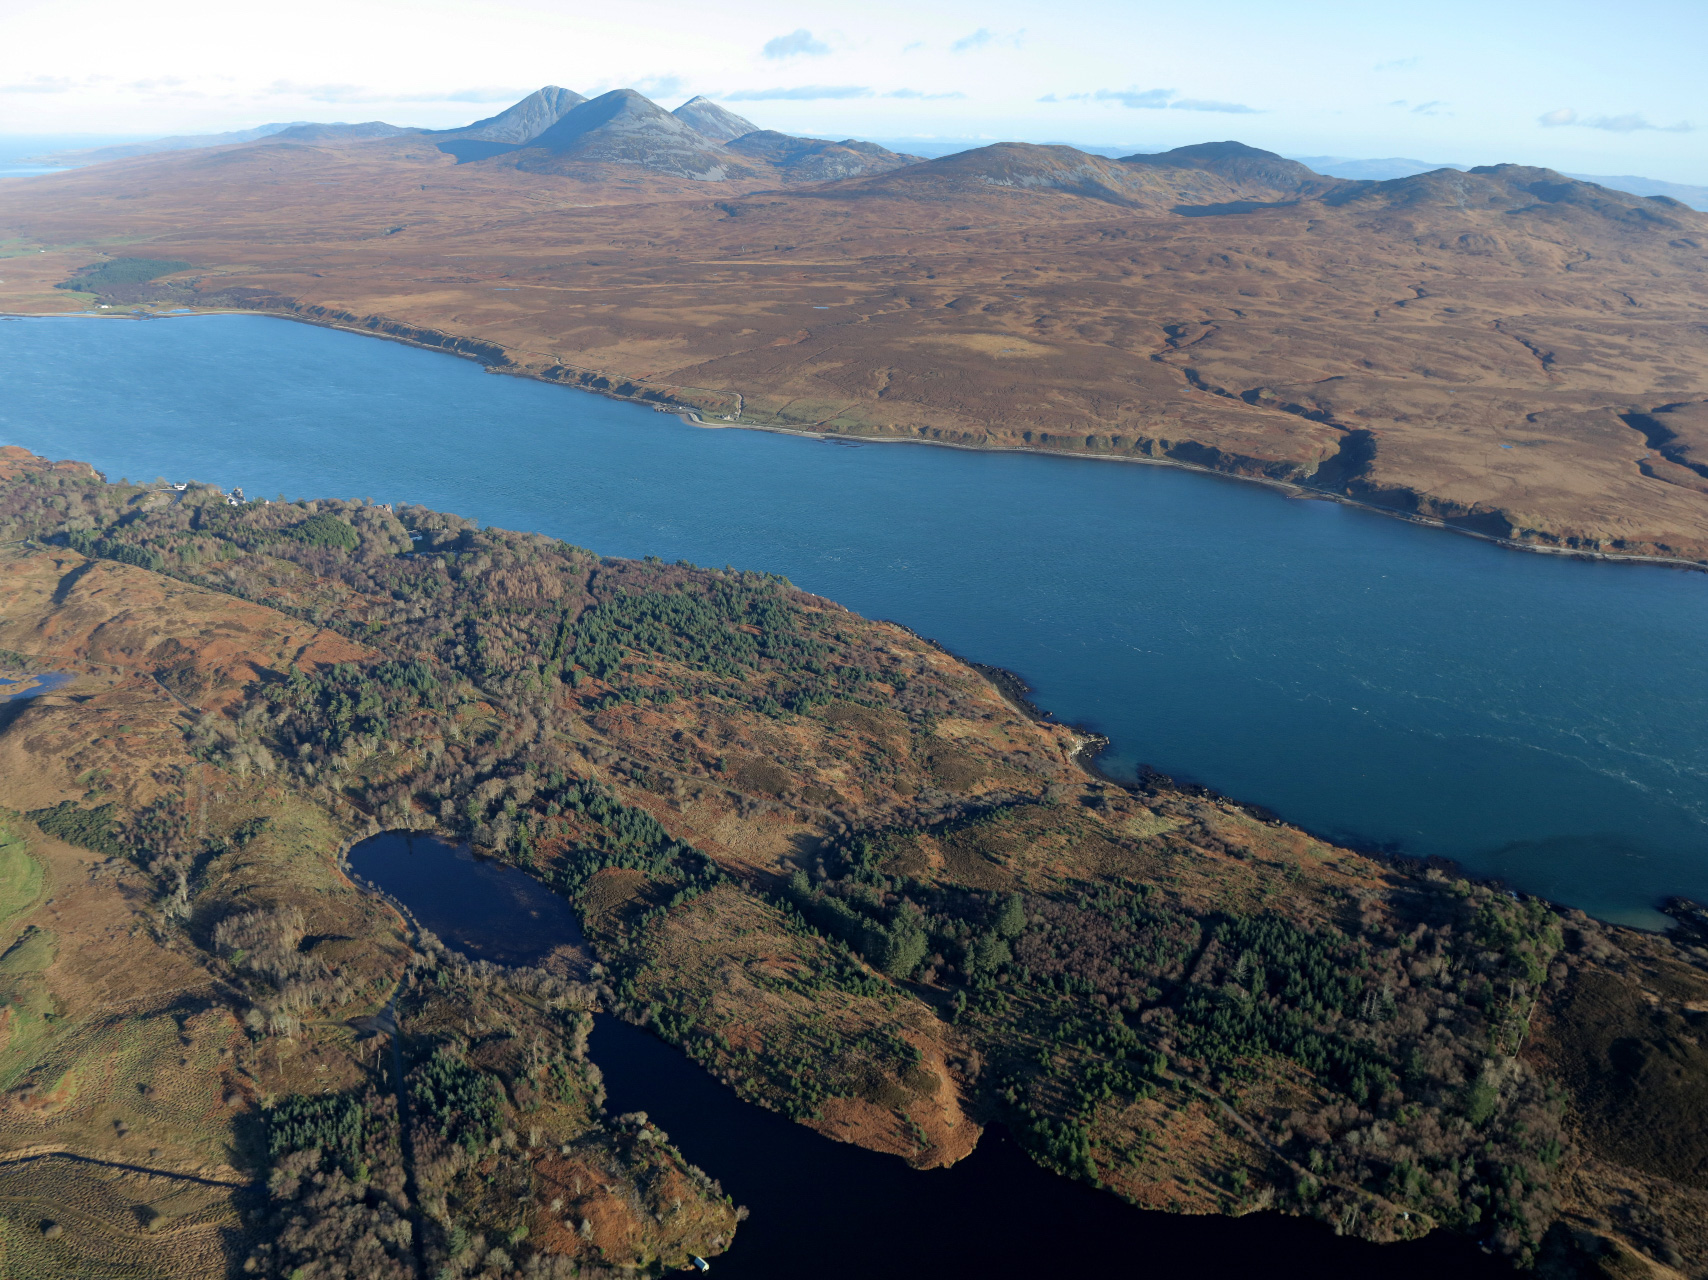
xmin=438 ymin=86 xmax=588 ymax=145
xmin=1122 ymin=141 xmax=1335 ymax=196
xmin=516 ymin=89 xmax=759 ymax=181
xmin=671 ymin=97 xmax=761 ymax=143
xmin=1153 ymin=140 xmax=1283 ymax=162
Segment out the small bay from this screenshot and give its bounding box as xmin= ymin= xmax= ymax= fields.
xmin=4 ymin=313 xmax=1707 ymax=923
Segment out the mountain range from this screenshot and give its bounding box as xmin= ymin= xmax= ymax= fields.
xmin=1297 ymin=155 xmax=1708 ymax=210
xmin=1 ymin=85 xmax=1705 ymax=566
xmin=21 ymin=88 xmax=1703 ymax=213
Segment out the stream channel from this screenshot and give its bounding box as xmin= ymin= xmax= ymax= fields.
xmin=350 ymin=832 xmax=1510 ymax=1280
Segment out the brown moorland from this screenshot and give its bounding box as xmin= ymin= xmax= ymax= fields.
xmin=1 ymin=92 xmax=1706 ymax=561
xmin=0 ymin=450 xmax=1703 ymax=1276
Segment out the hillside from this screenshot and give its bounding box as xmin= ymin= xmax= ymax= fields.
xmin=726 ymin=130 xmax=919 ymax=181
xmin=0 ymin=87 xmax=1705 ymax=561
xmin=1125 ymin=140 xmax=1345 ymax=201
xmin=0 ymin=448 xmax=1700 ymax=1276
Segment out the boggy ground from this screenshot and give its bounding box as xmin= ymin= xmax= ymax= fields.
xmin=1 ymin=138 xmax=1706 ymax=560
xmin=0 ymin=446 xmax=1702 ymax=1276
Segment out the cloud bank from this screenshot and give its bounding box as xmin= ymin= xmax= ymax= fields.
xmin=1040 ymin=87 xmax=1261 ymax=114
xmin=1540 ymin=108 xmax=1693 ymax=133
xmin=726 ymin=85 xmax=872 ymax=101
xmin=266 ymin=81 xmax=525 ymax=104
xmin=763 ymin=30 xmax=830 ymax=60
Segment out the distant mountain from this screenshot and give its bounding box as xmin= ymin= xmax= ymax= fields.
xmin=861 ymin=138 xmax=1165 ymax=160
xmin=1565 ymin=172 xmax=1708 ymax=212
xmin=264 ymin=122 xmax=416 ymax=144
xmin=671 ymin=97 xmax=759 ymax=144
xmin=1123 ymin=141 xmax=1342 ymax=199
xmin=25 ymin=123 xmax=308 ymax=167
xmin=1321 ymin=164 xmax=1698 ymax=235
xmin=438 ymin=87 xmax=586 ymax=143
xmin=833 ymin=141 xmax=1255 ymax=209
xmin=1294 ymin=156 xmax=1708 ymax=212
xmin=431 ymin=86 xmax=588 ymax=163
xmin=725 ymin=130 xmax=918 ymax=181
xmin=1292 ymin=156 xmax=1467 ymax=181
xmin=814 ymin=140 xmax=1698 ymax=239
xmin=510 ymin=89 xmax=760 ymax=181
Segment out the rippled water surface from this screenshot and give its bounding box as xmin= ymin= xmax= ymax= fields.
xmin=5 ymin=313 xmax=1707 ymax=923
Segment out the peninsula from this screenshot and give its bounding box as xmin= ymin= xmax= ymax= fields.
xmin=0 ymin=448 xmax=1701 ymax=1276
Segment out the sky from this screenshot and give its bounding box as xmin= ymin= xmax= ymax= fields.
xmin=1 ymin=0 xmax=1705 ymax=181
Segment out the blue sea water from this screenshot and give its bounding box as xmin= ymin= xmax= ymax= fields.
xmin=3 ymin=313 xmax=1706 ymax=925
xmin=0 ymin=135 xmax=105 ymax=179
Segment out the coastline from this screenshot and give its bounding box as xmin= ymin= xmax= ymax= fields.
xmin=893 ymin=619 xmax=1686 ymax=933
xmin=9 ymin=305 xmax=1705 ymax=576
xmin=6 ymin=306 xmax=1703 ymax=930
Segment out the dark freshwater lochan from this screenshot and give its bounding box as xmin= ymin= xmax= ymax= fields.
xmin=4 ymin=314 xmax=1708 ymax=924
xmin=349 ymin=833 xmax=1509 ymax=1280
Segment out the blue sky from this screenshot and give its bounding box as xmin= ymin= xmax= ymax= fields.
xmin=2 ymin=0 xmax=1704 ymax=180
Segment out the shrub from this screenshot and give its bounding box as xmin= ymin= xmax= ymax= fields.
xmin=27 ymin=801 xmax=122 ymax=856
xmin=54 ymin=257 xmax=191 ymax=292
xmin=289 ymin=513 xmax=360 ymax=551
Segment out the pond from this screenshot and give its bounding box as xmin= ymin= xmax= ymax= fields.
xmin=349 ymin=830 xmax=591 ymax=974
xmin=0 ymin=672 xmax=73 ymax=701
xmin=348 ymin=831 xmax=1511 ymax=1280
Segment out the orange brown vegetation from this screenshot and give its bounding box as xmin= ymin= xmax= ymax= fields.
xmin=2 ymin=137 xmax=1706 ymax=560
xmin=0 ymin=451 xmax=1700 ymax=1277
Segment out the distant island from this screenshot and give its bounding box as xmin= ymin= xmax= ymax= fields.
xmin=0 ymin=447 xmax=1700 ymax=1275
xmin=1 ymin=86 xmax=1705 ymax=567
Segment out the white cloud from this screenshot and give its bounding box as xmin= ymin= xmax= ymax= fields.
xmin=440 ymin=87 xmax=531 ymax=104
xmin=949 ymin=27 xmax=1023 ymax=53
xmin=762 ymin=29 xmax=830 ymax=60
xmin=1375 ymin=56 xmax=1421 ymax=71
xmin=885 ymin=88 xmax=966 ymax=100
xmin=0 ymin=76 xmax=74 ymax=94
xmin=1173 ymin=98 xmax=1262 ymax=114
xmin=1540 ymin=108 xmax=1693 ymax=133
xmin=1093 ymin=88 xmax=1174 ymax=109
xmin=1042 ymin=87 xmax=1260 ymax=114
xmin=266 ymin=81 xmax=379 ymax=103
xmin=629 ymin=75 xmax=685 ymax=100
xmin=725 ymin=85 xmax=872 ymax=101
xmin=264 ymin=81 xmax=527 ymax=105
